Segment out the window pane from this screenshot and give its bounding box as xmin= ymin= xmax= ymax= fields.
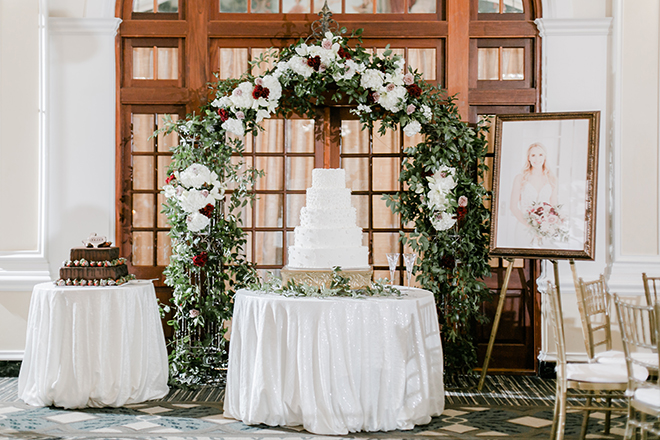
xmin=157 ymin=193 xmax=169 ymax=228
xmin=255 ymin=232 xmax=283 ymax=265
xmin=133 ymin=47 xmax=154 ymax=79
xmin=503 ymin=0 xmax=523 ymax=13
xmin=373 ymin=121 xmax=400 ymax=154
xmin=255 ymin=156 xmax=284 ymax=190
xmin=132 ymin=114 xmax=155 ymax=152
xmin=478 ymin=0 xmax=499 ymax=13
xmin=286 ymin=119 xmax=315 ymax=153
xmin=157 ymin=231 xmax=171 ymax=266
xmin=254 ymin=119 xmax=284 ymax=153
xmin=372 ymin=196 xmax=398 ymax=228
xmin=377 ymin=0 xmax=404 ymax=13
xmin=346 ymin=0 xmax=373 ymax=13
xmin=133 ymin=156 xmax=154 ymax=190
xmin=478 ymin=48 xmax=499 ymax=80
xmin=157 ymin=114 xmax=179 ymax=151
xmin=372 ymin=232 xmax=398 ymax=265
xmin=341 ymin=120 xmax=369 ymax=154
xmin=133 ymin=194 xmax=154 ymax=228
xmin=132 ymin=231 xmax=154 ymax=266
xmin=409 ymin=0 xmax=435 ymax=13
xmin=313 ymin=0 xmax=340 ymax=13
xmin=286 ymin=194 xmax=306 ymax=227
xmin=157 ymin=0 xmax=179 ymax=12
xmin=502 ymin=48 xmax=524 ymax=80
xmin=218 ymin=48 xmax=249 ymax=80
xmin=352 ymin=195 xmax=369 ymax=229
xmin=133 ymin=0 xmax=155 ymax=12
xmin=252 ymin=0 xmax=279 ymax=13
xmin=283 ymin=0 xmax=310 ymax=13
xmin=286 ymin=157 xmax=313 ymax=190
xmin=220 ymin=0 xmax=248 ymax=12
xmin=251 ymin=48 xmax=279 ymax=76
xmin=342 ymin=157 xmax=369 ymax=191
xmin=157 ymin=47 xmax=178 ymax=79
xmin=408 ymin=48 xmax=436 ymax=81
xmin=372 ymin=157 xmax=400 ymax=191
xmin=255 ymin=194 xmax=283 ymax=227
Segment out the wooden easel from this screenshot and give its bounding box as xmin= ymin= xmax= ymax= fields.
xmin=477 ymin=258 xmax=569 ymax=391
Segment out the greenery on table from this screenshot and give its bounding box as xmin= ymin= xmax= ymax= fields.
xmin=160 ymin=27 xmax=492 ymax=384
xmin=251 ymin=267 xmax=403 ymax=298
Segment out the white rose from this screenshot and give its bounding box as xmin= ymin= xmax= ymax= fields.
xmin=230 ymin=82 xmax=255 ymax=109
xmin=179 ymin=188 xmax=215 ymax=213
xmin=186 ymin=212 xmax=211 ymax=232
xmin=360 ymin=69 xmax=385 ymax=90
xmin=261 ymin=74 xmax=282 ymax=102
xmin=179 ymin=163 xmax=213 ymax=188
xmin=222 ymin=118 xmax=245 ymax=137
xmin=163 ymin=184 xmax=177 ymax=199
xmin=431 ymin=212 xmax=457 ymax=231
xmin=403 ymin=120 xmax=422 ymax=137
xmin=288 ymin=56 xmax=314 ymax=78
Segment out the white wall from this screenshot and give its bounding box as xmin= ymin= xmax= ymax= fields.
xmin=0 ymin=0 xmax=655 ymax=367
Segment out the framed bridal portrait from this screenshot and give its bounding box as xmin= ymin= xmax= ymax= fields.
xmin=489 ymin=111 xmax=600 ymax=260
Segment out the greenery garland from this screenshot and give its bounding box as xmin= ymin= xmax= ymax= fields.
xmin=160 ymin=27 xmax=492 ymax=384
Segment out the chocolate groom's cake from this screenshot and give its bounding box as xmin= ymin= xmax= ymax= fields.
xmin=56 ymin=234 xmax=136 ymax=286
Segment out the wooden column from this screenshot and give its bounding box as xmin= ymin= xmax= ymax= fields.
xmin=314 ymin=106 xmax=342 ymax=169
xmin=186 ymin=0 xmax=209 ymax=112
xmin=446 ymin=0 xmax=470 ymax=120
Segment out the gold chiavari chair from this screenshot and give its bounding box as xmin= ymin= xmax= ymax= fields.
xmin=614 ymin=294 xmax=660 ymax=440
xmin=546 ymin=282 xmax=648 ymax=440
xmin=575 ymin=275 xmax=624 ymax=364
xmin=643 ymin=273 xmax=660 ymax=307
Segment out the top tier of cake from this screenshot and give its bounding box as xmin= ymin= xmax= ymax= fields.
xmin=287 ymin=168 xmax=369 ymax=270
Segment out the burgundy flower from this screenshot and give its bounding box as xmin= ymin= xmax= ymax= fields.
xmin=406 ymin=83 xmax=422 ymax=98
xmin=218 ymin=108 xmax=229 ymax=122
xmin=252 ymin=84 xmax=270 ymax=100
xmin=456 ymin=206 xmax=467 ymax=223
xmin=165 ymin=174 xmax=176 ymax=184
xmin=337 ymin=47 xmax=351 ymax=60
xmin=306 ymin=56 xmax=322 ymax=71
xmin=199 ymin=203 xmax=214 ymax=218
xmin=193 ymin=252 xmax=208 ymax=267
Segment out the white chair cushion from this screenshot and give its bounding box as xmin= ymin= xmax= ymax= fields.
xmin=634 ymin=387 xmax=660 ymax=411
xmin=566 ymin=362 xmax=648 ymax=383
xmin=595 ymin=350 xmax=658 ymax=369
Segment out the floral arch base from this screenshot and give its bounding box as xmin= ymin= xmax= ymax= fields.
xmin=160 ymin=29 xmax=492 ymax=386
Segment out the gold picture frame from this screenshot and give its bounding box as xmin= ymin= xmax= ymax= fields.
xmin=489 ymin=111 xmax=600 ymax=260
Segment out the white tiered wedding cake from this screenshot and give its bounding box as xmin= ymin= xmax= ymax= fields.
xmin=282 ymin=168 xmax=373 ymax=288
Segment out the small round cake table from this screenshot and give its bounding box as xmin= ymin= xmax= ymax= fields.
xmin=18 ymin=280 xmax=169 ymax=408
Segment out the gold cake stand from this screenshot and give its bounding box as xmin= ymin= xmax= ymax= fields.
xmin=281 ymin=267 xmax=373 ymax=289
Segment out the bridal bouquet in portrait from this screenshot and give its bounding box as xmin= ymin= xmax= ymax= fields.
xmin=524 ymin=201 xmax=569 ymax=243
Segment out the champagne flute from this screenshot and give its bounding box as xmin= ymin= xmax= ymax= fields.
xmin=386 ymin=253 xmax=400 ymax=285
xmin=403 ymin=253 xmax=417 ymax=287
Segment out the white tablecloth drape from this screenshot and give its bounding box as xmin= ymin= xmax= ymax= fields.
xmin=18 ymin=281 xmax=169 ymax=409
xmin=224 ymin=287 xmax=444 ymax=435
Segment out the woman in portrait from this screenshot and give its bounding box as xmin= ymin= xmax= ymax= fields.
xmin=510 ymin=142 xmax=561 ymax=247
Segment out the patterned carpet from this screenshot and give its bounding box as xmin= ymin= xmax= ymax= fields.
xmin=0 ymin=376 xmax=628 ymax=439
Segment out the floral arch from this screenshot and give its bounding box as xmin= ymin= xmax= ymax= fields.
xmin=160 ymin=28 xmax=491 ymax=385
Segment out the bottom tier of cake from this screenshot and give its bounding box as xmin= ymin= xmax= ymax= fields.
xmin=280 ymin=267 xmax=373 ymax=290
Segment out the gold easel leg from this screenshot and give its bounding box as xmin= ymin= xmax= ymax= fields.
xmin=478 ymin=258 xmax=515 ymax=391
xmin=551 ymin=260 xmax=563 ymax=310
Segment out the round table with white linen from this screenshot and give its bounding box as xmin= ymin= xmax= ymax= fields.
xmin=223 ymin=286 xmax=444 ymax=435
xmin=18 ymin=281 xmax=169 ymax=409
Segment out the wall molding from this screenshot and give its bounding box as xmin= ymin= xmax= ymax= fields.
xmin=0 ymin=351 xmax=24 ymax=361
xmin=49 ymin=17 xmax=121 ymax=36
xmin=535 ymin=18 xmax=613 ymax=37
